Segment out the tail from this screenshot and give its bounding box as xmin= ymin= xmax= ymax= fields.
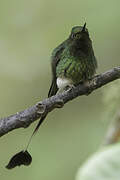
xmin=48 ymin=79 xmax=58 ymax=97
xmin=25 ymin=115 xmax=47 ymax=150
xmin=6 ymin=115 xmax=47 ymax=169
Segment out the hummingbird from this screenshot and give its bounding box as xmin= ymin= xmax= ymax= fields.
xmin=48 ymin=22 xmax=97 ymax=97
xmin=6 ymin=23 xmax=97 ymax=169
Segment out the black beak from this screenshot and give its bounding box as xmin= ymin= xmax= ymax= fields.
xmin=82 ymin=22 xmax=86 ymax=32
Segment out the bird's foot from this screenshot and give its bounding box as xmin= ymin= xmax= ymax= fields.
xmin=64 ymin=84 xmax=75 ymax=92
xmin=57 ymin=84 xmax=75 ymax=94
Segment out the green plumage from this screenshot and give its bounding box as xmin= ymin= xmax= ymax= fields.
xmin=48 ymin=23 xmax=97 ymax=97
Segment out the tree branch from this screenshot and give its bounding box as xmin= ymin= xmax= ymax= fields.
xmin=0 ymin=67 xmax=120 ymax=137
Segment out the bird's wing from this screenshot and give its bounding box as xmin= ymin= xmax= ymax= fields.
xmin=48 ymin=40 xmax=67 ymax=97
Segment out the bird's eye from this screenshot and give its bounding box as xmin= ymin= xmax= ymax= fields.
xmin=71 ymin=33 xmax=79 ymax=39
xmin=75 ymin=34 xmax=79 ymax=38
xmin=71 ymin=33 xmax=80 ymax=39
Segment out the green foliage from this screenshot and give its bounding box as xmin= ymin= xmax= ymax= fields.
xmin=76 ymin=143 xmax=120 ymax=180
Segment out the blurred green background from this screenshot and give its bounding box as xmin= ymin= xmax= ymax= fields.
xmin=0 ymin=0 xmax=119 ymax=179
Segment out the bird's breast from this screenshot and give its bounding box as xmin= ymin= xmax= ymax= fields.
xmin=56 ymin=55 xmax=96 ymax=85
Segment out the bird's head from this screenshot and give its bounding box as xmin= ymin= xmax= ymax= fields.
xmin=70 ymin=23 xmax=89 ymax=41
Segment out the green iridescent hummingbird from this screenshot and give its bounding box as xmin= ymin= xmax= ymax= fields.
xmin=48 ymin=23 xmax=97 ymax=97
xmin=6 ymin=23 xmax=97 ymax=169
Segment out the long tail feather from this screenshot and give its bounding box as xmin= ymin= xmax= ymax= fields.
xmin=25 ymin=115 xmax=47 ymax=150
xmin=6 ymin=115 xmax=47 ymax=169
xmin=48 ymin=80 xmax=58 ymax=97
